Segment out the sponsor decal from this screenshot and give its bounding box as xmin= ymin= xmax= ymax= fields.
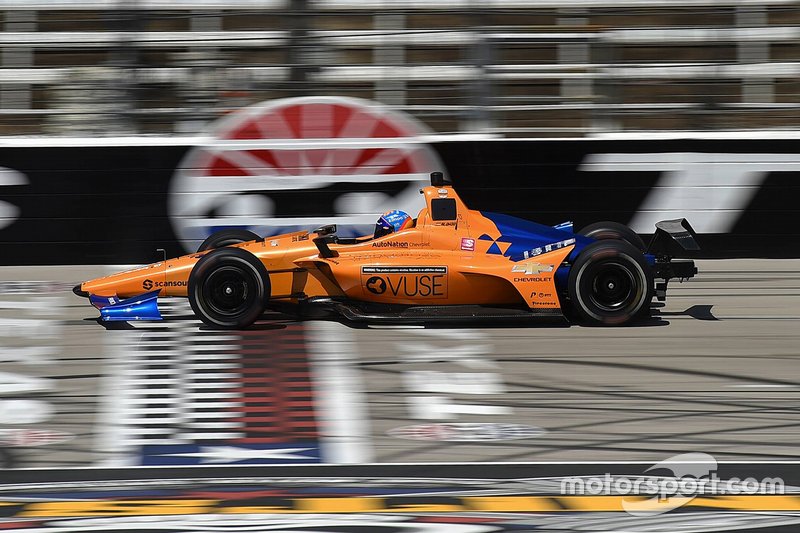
xmin=349 ymin=252 xmax=440 ymax=261
xmin=142 ymin=279 xmax=187 ymax=290
xmin=372 ymin=241 xmax=409 ymax=248
xmin=362 ymin=266 xmax=447 ymax=275
xmin=531 ymin=292 xmax=553 ymax=299
xmin=365 ymin=276 xmax=387 ymax=295
xmin=292 ymin=233 xmax=310 ymax=242
xmin=437 ymin=188 xmax=449 ymax=197
xmin=160 ymin=280 xmax=186 ymax=288
xmin=513 ymin=276 xmax=550 ymax=283
xmin=477 ymin=233 xmax=512 ymax=255
xmin=388 ymin=422 xmax=545 ymax=442
xmin=371 ymin=241 xmax=430 ymax=249
xmin=511 ymin=262 xmax=554 ymax=275
xmin=361 ymin=266 xmax=448 ymax=298
xmin=522 ymin=238 xmax=575 ymax=259
xmin=460 ymin=237 xmax=475 ymax=251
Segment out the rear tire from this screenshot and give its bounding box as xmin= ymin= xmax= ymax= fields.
xmin=197 ymin=229 xmax=261 ymax=252
xmin=578 ymin=221 xmax=646 ymax=252
xmin=568 ymin=240 xmax=653 ymax=326
xmin=188 ymin=247 xmax=270 ymax=329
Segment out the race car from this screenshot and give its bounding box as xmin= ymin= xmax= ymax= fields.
xmin=73 ymin=172 xmax=698 ymax=329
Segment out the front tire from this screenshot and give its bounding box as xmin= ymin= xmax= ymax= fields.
xmin=188 ymin=247 xmax=270 ymax=329
xmin=197 ymin=229 xmax=261 ymax=252
xmin=568 ymin=240 xmax=653 ymax=326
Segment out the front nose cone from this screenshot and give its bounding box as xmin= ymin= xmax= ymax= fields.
xmin=73 ymin=284 xmax=89 ymax=298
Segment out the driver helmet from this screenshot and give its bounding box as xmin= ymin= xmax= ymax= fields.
xmin=374 ymin=209 xmax=412 ymax=238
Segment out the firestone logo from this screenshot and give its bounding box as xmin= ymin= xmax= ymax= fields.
xmin=511 ymin=262 xmax=554 ymax=275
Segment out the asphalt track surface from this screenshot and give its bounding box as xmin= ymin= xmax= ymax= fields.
xmin=0 ymin=259 xmax=799 ymax=531
xmin=3 ymin=259 xmax=795 ymax=464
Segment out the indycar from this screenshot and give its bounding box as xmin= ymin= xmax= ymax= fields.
xmin=73 ymin=172 xmax=698 ymax=329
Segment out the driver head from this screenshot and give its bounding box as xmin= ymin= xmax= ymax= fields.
xmin=375 ymin=209 xmax=413 ymax=238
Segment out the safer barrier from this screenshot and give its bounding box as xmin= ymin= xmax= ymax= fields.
xmin=0 ymin=138 xmax=798 ymax=265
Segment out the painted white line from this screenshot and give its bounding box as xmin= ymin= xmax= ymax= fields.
xmin=731 ymin=384 xmax=797 ymax=388
xmin=308 ymin=321 xmax=373 ymax=464
xmin=407 ymin=396 xmax=513 ymax=420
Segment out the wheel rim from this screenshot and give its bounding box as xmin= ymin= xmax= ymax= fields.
xmin=202 ymin=265 xmax=256 ymax=317
xmin=588 ymin=261 xmax=636 ymax=312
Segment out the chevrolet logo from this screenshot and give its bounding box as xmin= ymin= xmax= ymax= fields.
xmin=512 ymin=262 xmax=554 ymax=275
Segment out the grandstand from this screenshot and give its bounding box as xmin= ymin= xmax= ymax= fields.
xmin=0 ymin=0 xmax=798 ymax=137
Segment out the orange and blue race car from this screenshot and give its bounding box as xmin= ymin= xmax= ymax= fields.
xmin=73 ymin=172 xmax=698 ymax=329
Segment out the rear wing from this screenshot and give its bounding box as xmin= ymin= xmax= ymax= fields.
xmin=648 ymin=219 xmax=699 ymax=298
xmin=647 ymin=218 xmax=700 ymax=258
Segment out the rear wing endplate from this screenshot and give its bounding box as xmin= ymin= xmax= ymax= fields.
xmin=647 ymin=218 xmax=700 ymax=257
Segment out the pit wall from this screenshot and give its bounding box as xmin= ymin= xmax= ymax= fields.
xmin=0 ymin=138 xmax=797 ymax=265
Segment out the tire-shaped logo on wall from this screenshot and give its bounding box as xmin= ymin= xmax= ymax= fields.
xmin=169 ymin=96 xmax=446 ymax=252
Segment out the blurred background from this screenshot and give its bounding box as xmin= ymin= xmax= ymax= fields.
xmin=1 ymin=0 xmax=799 ymax=138
xmin=0 ymin=7 xmax=799 ymax=533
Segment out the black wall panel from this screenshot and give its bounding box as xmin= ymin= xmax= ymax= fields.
xmin=0 ymin=140 xmax=798 ymax=265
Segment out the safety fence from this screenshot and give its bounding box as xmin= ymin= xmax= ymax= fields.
xmin=1 ymin=0 xmax=799 ymax=137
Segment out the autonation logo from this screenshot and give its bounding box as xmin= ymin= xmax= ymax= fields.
xmin=561 ymin=453 xmax=784 ymax=516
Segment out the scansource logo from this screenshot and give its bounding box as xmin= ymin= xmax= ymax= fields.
xmin=561 ymin=453 xmax=784 ymax=516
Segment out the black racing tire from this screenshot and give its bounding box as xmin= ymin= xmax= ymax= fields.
xmin=577 ymin=221 xmax=646 ymax=253
xmin=197 ymin=229 xmax=261 ymax=252
xmin=568 ymin=240 xmax=653 ymax=326
xmin=188 ymin=247 xmax=270 ymax=329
